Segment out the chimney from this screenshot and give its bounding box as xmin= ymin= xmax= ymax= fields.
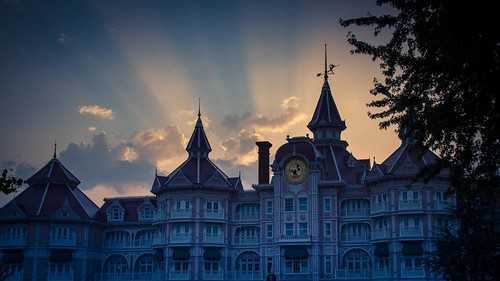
xmin=256 ymin=141 xmax=272 ymax=184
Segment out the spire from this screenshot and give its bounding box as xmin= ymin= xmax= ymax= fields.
xmin=308 ymin=44 xmax=347 ymax=145
xmin=186 ymin=100 xmax=212 ymax=156
xmin=53 ymin=141 xmax=57 ymax=159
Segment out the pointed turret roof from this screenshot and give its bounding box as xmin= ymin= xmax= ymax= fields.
xmin=307 ymin=45 xmax=346 ymax=140
xmin=151 ymin=105 xmax=241 ymax=194
xmin=186 ymin=102 xmax=212 ymax=156
xmin=1 ymin=147 xmax=98 ymax=218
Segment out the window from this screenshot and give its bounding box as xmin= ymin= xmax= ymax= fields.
xmin=299 ymin=223 xmax=308 ymax=235
xmin=206 ymin=201 xmax=220 ymax=212
xmin=267 ymin=257 xmax=273 ymax=273
xmin=267 ymin=224 xmax=273 ymax=238
xmin=376 ymin=194 xmax=387 ymax=203
xmin=324 ymin=197 xmax=331 ymax=212
xmin=51 ymin=226 xmax=74 ymax=241
xmin=140 ymin=207 xmax=153 ymax=220
xmin=285 ymin=257 xmax=308 ymax=274
xmin=48 ymin=263 xmax=72 ymax=277
xmin=325 ymin=256 xmax=333 ymax=274
xmin=285 ymin=223 xmax=294 ymax=236
xmin=324 ymin=222 xmax=332 ymax=236
xmin=109 ymin=207 xmax=123 ymax=221
xmin=285 ymin=198 xmax=294 ymax=212
xmin=298 ymin=197 xmax=308 ymax=212
xmin=6 ymin=226 xmax=24 ymax=240
xmin=266 ymin=200 xmax=273 ymax=214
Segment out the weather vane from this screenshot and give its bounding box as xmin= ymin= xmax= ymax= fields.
xmin=317 ymin=44 xmax=339 ymax=80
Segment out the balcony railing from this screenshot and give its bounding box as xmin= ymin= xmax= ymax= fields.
xmin=278 ymin=234 xmax=311 ymax=243
xmin=371 ymin=202 xmax=388 ymax=214
xmin=372 ymin=228 xmax=390 ymax=240
xmin=152 ymin=235 xmax=166 ymax=245
xmin=401 ymin=267 xmax=425 ymax=278
xmin=340 ymin=233 xmax=370 ymax=242
xmin=204 ymin=234 xmax=224 ymax=243
xmin=168 ymin=270 xmax=190 ymax=280
xmin=399 ymin=200 xmax=422 ymax=210
xmin=5 ymin=273 xmax=23 ymax=281
xmin=434 ymin=200 xmax=452 ymax=210
xmin=339 ymin=208 xmax=370 ymax=218
xmin=233 ymin=212 xmax=260 ymax=221
xmin=372 ymin=269 xmax=391 ymax=279
xmin=335 ymin=269 xmax=371 ymax=279
xmin=50 ymin=235 xmax=76 ymax=247
xmin=400 ymin=226 xmax=424 ymax=237
xmin=47 ymin=273 xmax=74 ymax=281
xmin=134 ymin=239 xmax=153 ymax=247
xmin=233 ymin=236 xmax=260 ymax=245
xmin=204 ymin=209 xmax=224 ymax=220
xmin=103 ymin=240 xmax=131 ymax=249
xmin=202 ymin=271 xmax=223 ymax=280
xmin=153 ymin=212 xmax=166 ymax=221
xmin=171 ymin=208 xmax=192 ymax=219
xmin=227 ymin=271 xmax=262 ymax=280
xmin=95 ymin=272 xmax=164 ymax=281
xmin=170 ymin=233 xmax=191 ymax=243
xmin=0 ymin=235 xmax=26 ymax=247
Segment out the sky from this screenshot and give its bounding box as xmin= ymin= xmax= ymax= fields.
xmin=0 ymin=0 xmax=400 ymax=207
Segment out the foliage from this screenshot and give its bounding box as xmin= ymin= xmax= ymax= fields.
xmin=339 ymin=1 xmax=500 ymax=280
xmin=0 ymin=168 xmax=24 ymax=195
xmin=426 ymin=201 xmax=500 ymax=281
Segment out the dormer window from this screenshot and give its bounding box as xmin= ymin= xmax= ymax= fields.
xmin=140 ymin=207 xmax=153 ymax=220
xmin=108 ymin=207 xmax=124 ymax=221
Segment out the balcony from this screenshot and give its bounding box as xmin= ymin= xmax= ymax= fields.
xmin=233 ymin=236 xmax=260 ymax=245
xmin=50 ymin=235 xmax=76 ymax=247
xmin=152 ymin=235 xmax=166 ymax=246
xmin=233 ymin=212 xmax=260 ymax=221
xmin=134 ymin=238 xmax=153 ymax=248
xmin=335 ymin=269 xmax=371 ymax=279
xmin=170 ymin=233 xmax=191 ymax=243
xmin=47 ymin=273 xmax=74 ymax=281
xmin=340 ymin=233 xmax=370 ymax=242
xmin=401 ymin=267 xmax=425 ymax=278
xmin=372 ymin=269 xmax=391 ymax=279
xmin=227 ymin=271 xmax=262 ymax=280
xmin=400 ymin=226 xmax=423 ymax=237
xmin=204 ymin=209 xmax=224 ymax=220
xmin=153 ymin=212 xmax=166 ymax=222
xmin=202 ymin=271 xmax=223 ymax=280
xmin=169 ymin=270 xmax=190 ymax=280
xmin=339 ymin=208 xmax=370 ymax=218
xmin=399 ymin=200 xmax=422 ymax=211
xmin=95 ymin=272 xmax=164 ymax=281
xmin=371 ymin=202 xmax=388 ymax=214
xmin=434 ymin=200 xmax=452 ymax=211
xmin=204 ymin=233 xmax=224 ymax=244
xmin=171 ymin=208 xmax=192 ymax=219
xmin=278 ymin=234 xmax=311 ymax=243
xmin=103 ymin=240 xmax=131 ymax=249
xmin=1 ymin=235 xmax=26 ymax=247
xmin=372 ymin=228 xmax=390 ymax=240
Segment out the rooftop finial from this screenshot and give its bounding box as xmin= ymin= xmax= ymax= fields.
xmin=198 ymin=98 xmax=201 ymax=118
xmin=317 ymin=44 xmax=339 ymax=80
xmin=53 ymin=140 xmax=57 ymax=159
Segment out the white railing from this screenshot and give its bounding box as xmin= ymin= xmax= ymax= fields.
xmin=372 ymin=269 xmax=391 ymax=279
xmin=335 ymin=269 xmax=371 ymax=279
xmin=47 ymin=273 xmax=74 ymax=281
xmin=371 ymin=202 xmax=388 ymax=214
xmin=278 ymin=234 xmax=311 ymax=242
xmin=400 ymin=226 xmax=424 ymax=237
xmin=50 ymin=235 xmax=76 ymax=246
xmin=134 ymin=239 xmax=153 ymax=247
xmin=204 ymin=209 xmax=224 ymax=219
xmin=202 ymin=271 xmax=223 ymax=280
xmin=1 ymin=235 xmax=26 ymax=246
xmin=340 ymin=233 xmax=370 ymax=242
xmin=399 ymin=200 xmax=422 ymax=210
xmin=401 ymin=267 xmax=425 ymax=278
xmin=95 ymin=272 xmax=163 ymax=281
xmin=103 ymin=240 xmax=131 ymax=248
xmin=227 ymin=271 xmax=262 ymax=280
xmin=372 ymin=228 xmax=390 ymax=240
xmin=153 ymin=212 xmax=166 ymax=221
xmin=152 ymin=235 xmax=165 ymax=245
xmin=233 ymin=236 xmax=260 ymax=245
xmin=168 ymin=270 xmax=190 ymax=280
xmin=434 ymin=200 xmax=452 ymax=210
xmin=233 ymin=212 xmax=260 ymax=221
xmin=204 ymin=234 xmax=224 ymax=243
xmin=170 ymin=233 xmax=191 ymax=243
xmin=171 ymin=208 xmax=192 ymax=219
xmin=339 ymin=207 xmax=370 ymax=217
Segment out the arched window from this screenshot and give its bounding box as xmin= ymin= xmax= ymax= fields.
xmin=104 ymin=254 xmax=128 ymax=274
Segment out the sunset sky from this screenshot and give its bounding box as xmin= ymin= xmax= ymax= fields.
xmin=0 ymin=0 xmax=400 ymax=207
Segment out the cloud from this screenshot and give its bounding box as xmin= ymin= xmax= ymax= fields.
xmin=218 ymin=128 xmax=264 ymax=165
xmin=220 ymin=96 xmax=307 ymax=133
xmin=58 ymin=128 xmax=186 ymax=192
xmin=57 ymin=33 xmax=70 ymax=44
xmin=78 ymin=105 xmax=114 ymax=120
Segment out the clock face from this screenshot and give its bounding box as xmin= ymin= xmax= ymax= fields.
xmin=284 ymin=158 xmax=309 ymax=184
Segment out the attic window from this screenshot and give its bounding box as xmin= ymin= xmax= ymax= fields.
xmin=109 ymin=208 xmax=123 ymax=221
xmin=140 ymin=207 xmax=153 ymax=220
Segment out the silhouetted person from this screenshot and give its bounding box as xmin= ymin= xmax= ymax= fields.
xmin=266 ymin=270 xmax=276 ymax=281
